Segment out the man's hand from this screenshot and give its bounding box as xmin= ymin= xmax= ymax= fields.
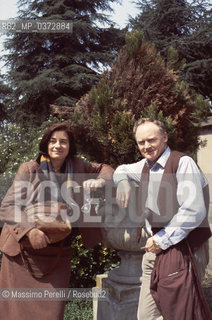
xmin=116 ymin=179 xmax=131 ymax=208
xmin=83 ymin=178 xmax=105 ymax=191
xmin=145 ymin=237 xmax=162 ymax=255
xmin=26 ymin=228 xmax=50 ymax=250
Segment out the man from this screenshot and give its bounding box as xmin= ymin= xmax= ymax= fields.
xmin=113 ymin=118 xmax=211 ymax=320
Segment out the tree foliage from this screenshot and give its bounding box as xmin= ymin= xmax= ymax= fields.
xmin=1 ymin=0 xmax=125 ymax=124
xmin=0 ymin=75 xmax=12 ymax=121
xmin=129 ymin=0 xmax=212 ymax=101
xmin=70 ymin=31 xmax=210 ymax=167
xmin=0 ymin=115 xmax=61 ymax=176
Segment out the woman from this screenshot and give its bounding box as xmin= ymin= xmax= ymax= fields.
xmin=0 ymin=122 xmax=114 ymax=320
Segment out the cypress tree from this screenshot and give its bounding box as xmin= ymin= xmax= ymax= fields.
xmin=71 ymin=31 xmax=210 ymax=166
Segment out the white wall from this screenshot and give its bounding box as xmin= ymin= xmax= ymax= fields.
xmin=197 ymin=117 xmax=212 ymax=275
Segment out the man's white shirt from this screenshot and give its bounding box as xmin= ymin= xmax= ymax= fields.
xmin=113 ymin=147 xmax=207 ymax=250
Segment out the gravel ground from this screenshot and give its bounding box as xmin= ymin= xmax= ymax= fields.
xmin=202 ymin=276 xmax=212 ymax=312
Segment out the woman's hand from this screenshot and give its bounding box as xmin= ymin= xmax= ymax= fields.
xmin=26 ymin=228 xmax=50 ymax=250
xmin=83 ymin=178 xmax=105 ymax=191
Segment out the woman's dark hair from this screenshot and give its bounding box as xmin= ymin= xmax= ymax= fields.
xmin=39 ymin=122 xmax=77 ymax=158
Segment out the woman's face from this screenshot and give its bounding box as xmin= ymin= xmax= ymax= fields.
xmin=48 ymin=130 xmax=70 ymax=162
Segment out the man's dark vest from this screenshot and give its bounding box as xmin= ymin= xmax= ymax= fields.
xmin=139 ymin=150 xmax=211 ymax=250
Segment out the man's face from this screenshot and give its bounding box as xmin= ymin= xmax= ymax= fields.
xmin=135 ymin=122 xmax=168 ymax=164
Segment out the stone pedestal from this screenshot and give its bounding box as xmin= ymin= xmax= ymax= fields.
xmin=108 ymin=251 xmax=144 ymax=284
xmin=94 ymin=277 xmax=141 ymax=320
xmin=93 ymin=182 xmax=148 ymax=320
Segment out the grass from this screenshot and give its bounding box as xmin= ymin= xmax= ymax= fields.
xmin=64 ymin=301 xmax=93 ymax=320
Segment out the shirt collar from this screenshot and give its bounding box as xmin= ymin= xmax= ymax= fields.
xmin=146 ymin=146 xmax=170 ymax=169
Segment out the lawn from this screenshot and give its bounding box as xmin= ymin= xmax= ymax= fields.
xmin=64 ymin=300 xmax=93 ymax=320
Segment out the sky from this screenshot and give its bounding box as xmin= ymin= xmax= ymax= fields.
xmin=0 ymin=0 xmax=140 ymax=72
xmin=0 ymin=0 xmax=139 ymax=23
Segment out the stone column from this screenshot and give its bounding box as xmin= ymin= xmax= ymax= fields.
xmin=93 ymin=182 xmax=148 ymax=320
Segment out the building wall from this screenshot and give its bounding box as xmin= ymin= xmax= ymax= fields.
xmin=197 ymin=117 xmax=212 ymax=275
